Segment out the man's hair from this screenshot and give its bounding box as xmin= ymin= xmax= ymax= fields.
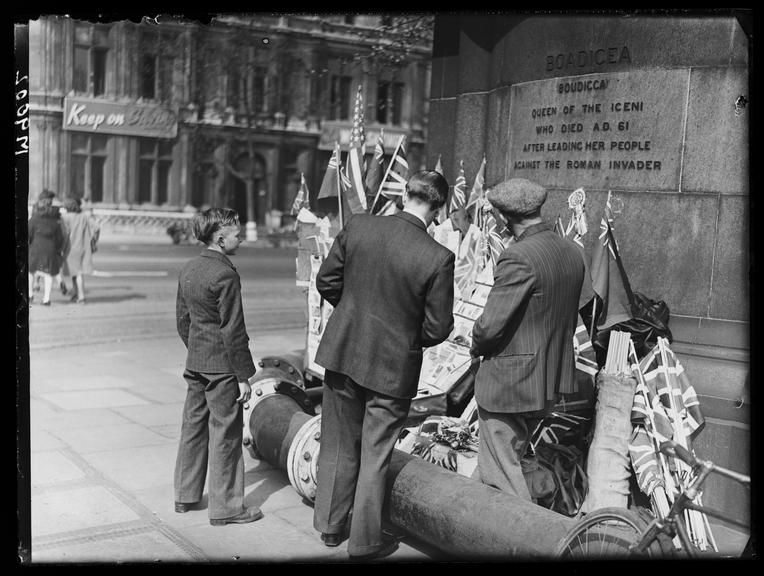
xmin=192 ymin=208 xmax=240 ymax=245
xmin=64 ymin=198 xmax=82 ymax=213
xmin=406 ymin=170 xmax=449 ymax=210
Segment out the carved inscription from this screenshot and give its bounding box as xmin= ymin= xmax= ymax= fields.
xmin=507 ymin=70 xmax=688 ymax=191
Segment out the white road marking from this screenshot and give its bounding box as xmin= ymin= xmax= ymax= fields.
xmin=92 ymin=271 xmax=169 ymax=277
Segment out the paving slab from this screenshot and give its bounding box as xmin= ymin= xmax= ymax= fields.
xmin=40 ymin=375 xmax=136 ymax=392
xmin=81 ymin=443 xmax=178 ymax=492
xmin=30 ymin=429 xmax=68 ymax=452
xmin=111 ymin=403 xmax=184 ymax=427
xmin=31 ymin=452 xmax=87 ymax=487
xmin=36 ymin=408 xmax=133 ymax=432
xmin=51 ymin=423 xmax=172 ymax=454
xmin=40 ymin=389 xmax=150 ymax=410
xmin=148 ymin=424 xmax=181 ymax=440
xmin=179 ymin=512 xmax=348 ymax=563
xmin=32 ymin=486 xmax=142 ymax=538
xmin=128 ymin=385 xmax=186 ymax=404
xmin=31 ymin=528 xmax=197 ymax=564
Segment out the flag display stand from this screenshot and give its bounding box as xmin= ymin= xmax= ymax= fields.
xmin=282 ymin=131 xmax=722 ymax=543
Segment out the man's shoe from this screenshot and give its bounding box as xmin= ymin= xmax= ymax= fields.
xmin=321 ymin=532 xmax=346 ymax=547
xmin=348 ymin=537 xmax=399 ymax=562
xmin=209 ymin=507 xmax=264 ymax=526
xmin=174 ymin=501 xmax=201 ymax=513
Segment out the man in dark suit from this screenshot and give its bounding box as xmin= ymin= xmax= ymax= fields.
xmin=313 ymin=171 xmax=455 ymax=560
xmin=174 ymin=208 xmax=263 ymax=526
xmin=470 ymin=178 xmax=584 ymax=501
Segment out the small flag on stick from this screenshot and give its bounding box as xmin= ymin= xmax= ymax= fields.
xmin=290 ymin=173 xmax=310 ymax=216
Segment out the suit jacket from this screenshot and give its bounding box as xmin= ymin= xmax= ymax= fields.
xmin=176 ymin=249 xmax=256 ymax=382
xmin=315 ymin=211 xmax=455 ymax=399
xmin=470 ymin=222 xmax=584 ymax=413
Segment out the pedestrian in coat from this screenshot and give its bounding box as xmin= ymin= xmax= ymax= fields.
xmin=28 ymin=191 xmax=65 ymax=306
xmin=470 ymin=178 xmax=585 ymax=501
xmin=174 ymin=208 xmax=263 ymax=526
xmin=313 ymin=170 xmax=455 ymax=560
xmin=61 ymin=198 xmax=99 ymax=304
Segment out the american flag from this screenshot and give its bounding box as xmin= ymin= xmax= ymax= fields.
xmin=449 ymin=160 xmax=467 ymax=213
xmin=377 ymin=135 xmax=409 ymax=200
xmin=289 ymin=173 xmax=310 ymax=216
xmin=364 ymin=128 xmax=385 ymax=212
xmin=345 ymin=85 xmax=367 ymax=215
xmin=465 ymin=156 xmax=486 ymax=228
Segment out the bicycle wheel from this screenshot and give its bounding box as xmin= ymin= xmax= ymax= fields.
xmin=556 ymin=507 xmax=669 ymax=558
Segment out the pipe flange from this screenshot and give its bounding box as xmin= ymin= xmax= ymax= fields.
xmin=257 ymin=355 xmax=305 ymax=388
xmin=286 ymin=414 xmax=322 ymax=502
xmin=243 ymin=377 xmax=315 ymax=455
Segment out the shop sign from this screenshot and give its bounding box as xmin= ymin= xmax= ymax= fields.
xmin=63 ymin=97 xmax=178 ymax=139
xmin=319 ymin=121 xmax=409 ymax=151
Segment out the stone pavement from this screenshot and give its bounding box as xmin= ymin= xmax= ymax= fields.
xmin=24 ymin=322 xmax=750 ymax=563
xmin=26 ymin=328 xmax=439 ymax=564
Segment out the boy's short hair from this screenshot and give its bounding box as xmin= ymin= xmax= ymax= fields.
xmin=405 ymin=170 xmax=450 ymax=210
xmin=192 ymin=208 xmax=240 ymax=245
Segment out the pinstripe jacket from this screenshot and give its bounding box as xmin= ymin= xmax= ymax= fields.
xmin=315 ymin=211 xmax=455 ymax=399
xmin=176 ymin=249 xmax=256 ymax=382
xmin=470 ymin=222 xmax=584 ymax=413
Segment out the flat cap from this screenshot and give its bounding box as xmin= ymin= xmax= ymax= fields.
xmin=487 ymin=178 xmax=547 ymax=216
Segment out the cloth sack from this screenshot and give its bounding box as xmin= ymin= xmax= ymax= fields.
xmin=579 ymin=372 xmax=637 ymax=513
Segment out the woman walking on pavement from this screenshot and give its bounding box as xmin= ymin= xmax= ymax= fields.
xmin=61 ymin=197 xmax=100 ymax=304
xmin=28 ymin=191 xmax=65 ymax=306
xmin=173 ymin=208 xmax=263 ymax=526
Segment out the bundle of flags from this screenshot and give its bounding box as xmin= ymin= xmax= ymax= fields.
xmin=627 ymin=337 xmax=713 ymax=551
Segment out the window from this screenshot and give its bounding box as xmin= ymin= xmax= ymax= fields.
xmin=377 ymin=81 xmax=405 ymax=125
xmin=330 ymin=75 xmax=352 ymax=120
xmin=139 ymin=30 xmax=175 ymax=102
xmin=252 ymin=67 xmax=267 ymax=113
xmin=70 ymin=134 xmax=108 ymax=202
xmin=344 ymin=15 xmax=355 ymax=25
xmin=138 ymin=139 xmax=174 ymax=204
xmin=72 ymin=23 xmax=110 ymax=96
xmin=228 ymin=69 xmax=240 ymax=110
xmin=376 ymin=82 xmax=389 ymax=124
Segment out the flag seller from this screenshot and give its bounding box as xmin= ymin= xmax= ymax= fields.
xmin=469 ymin=178 xmax=585 ymax=501
xmin=312 ymin=170 xmax=455 ymax=560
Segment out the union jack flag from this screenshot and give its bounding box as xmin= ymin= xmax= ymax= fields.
xmin=530 ymin=412 xmax=590 ymax=450
xmin=289 ymin=173 xmax=310 ymax=216
xmin=465 ymin=156 xmax=486 ymax=227
xmin=449 ymin=161 xmax=467 ymax=213
xmin=482 ymin=210 xmax=506 ymax=267
xmin=364 ymin=128 xmax=385 ymax=211
xmin=377 ymin=135 xmax=409 ymax=200
xmin=589 ymin=191 xmax=630 ymax=330
xmin=433 ymin=155 xmax=448 ymax=224
xmin=317 ymin=145 xmax=340 ymax=200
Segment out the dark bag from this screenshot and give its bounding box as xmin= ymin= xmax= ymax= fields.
xmin=591 ymin=225 xmax=673 ymax=365
xmin=593 ymin=293 xmax=672 ymax=364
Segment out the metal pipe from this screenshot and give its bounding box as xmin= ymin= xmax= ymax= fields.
xmin=248 ymin=389 xmax=574 ymax=559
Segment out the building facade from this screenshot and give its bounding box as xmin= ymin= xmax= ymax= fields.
xmin=28 ymin=15 xmax=432 ymax=225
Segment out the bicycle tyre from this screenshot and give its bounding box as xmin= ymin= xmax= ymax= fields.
xmin=555 ymin=507 xmax=670 ymax=559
